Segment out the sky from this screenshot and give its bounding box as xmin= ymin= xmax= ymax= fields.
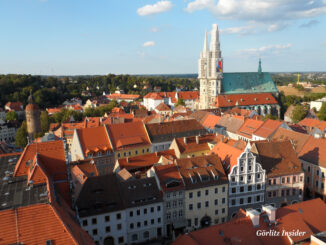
xmin=0 ymin=0 xmax=326 ymax=75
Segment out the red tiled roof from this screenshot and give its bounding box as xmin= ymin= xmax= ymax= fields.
xmin=210 ymin=141 xmax=243 ymax=174
xmin=154 ymin=163 xmax=185 ymax=192
xmin=252 ymin=119 xmax=283 ymax=138
xmin=237 ymin=119 xmax=264 ymax=139
xmin=213 ymin=93 xmax=278 ymax=107
xmin=47 ymin=107 xmax=63 ymax=114
xmin=0 ymin=203 xmax=94 ymax=245
xmin=177 ymin=91 xmax=199 ymax=100
xmin=106 ymin=93 xmax=140 ymax=100
xmin=106 ymin=121 xmax=151 ymax=150
xmin=298 ymin=118 xmax=321 ymax=128
xmin=202 ymin=114 xmax=221 ymax=129
xmin=5 ymin=101 xmax=23 ymax=111
xmin=298 ymin=137 xmax=326 ymax=167
xmin=155 ymin=102 xmax=171 ymax=111
xmin=76 ymin=126 xmax=112 ymax=157
xmin=117 ymin=149 xmax=176 ymax=172
xmin=173 ymin=198 xmax=326 ymax=245
xmin=175 ymin=134 xmax=216 ymax=154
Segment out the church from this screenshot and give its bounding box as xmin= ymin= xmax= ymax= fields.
xmin=197 ymin=24 xmax=280 ymax=118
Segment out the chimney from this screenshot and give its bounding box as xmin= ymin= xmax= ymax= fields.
xmin=246 ymin=209 xmax=260 ymax=227
xmin=262 ymin=205 xmax=276 ymax=223
xmin=196 ymin=135 xmax=199 ymax=144
xmin=126 ymin=157 xmax=129 ymax=163
xmin=184 ymin=137 xmax=187 ymax=144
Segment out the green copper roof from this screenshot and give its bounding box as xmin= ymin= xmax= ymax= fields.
xmin=221 ymin=72 xmax=278 ymax=95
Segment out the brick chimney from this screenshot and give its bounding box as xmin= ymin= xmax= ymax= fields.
xmin=184 ymin=137 xmax=187 ymax=144
xmin=196 ymin=135 xmax=199 ymax=144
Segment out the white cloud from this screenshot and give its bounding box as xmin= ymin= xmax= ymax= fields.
xmin=220 ymin=25 xmax=255 ymax=35
xmin=241 ymin=43 xmax=293 ymax=55
xmin=267 ymin=23 xmax=287 ymax=32
xmin=142 ymin=41 xmax=156 ymax=47
xmin=137 ymin=1 xmax=172 ymax=16
xmin=300 ymin=19 xmax=319 ymax=28
xmin=150 ymin=27 xmax=159 ymax=32
xmin=185 ymin=0 xmax=326 ymax=22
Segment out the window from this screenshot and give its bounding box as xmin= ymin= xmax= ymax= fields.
xmin=82 ymin=219 xmax=88 ymax=226
xmin=124 ymin=152 xmax=126 ymax=157
xmin=197 ymin=191 xmax=201 ymax=197
xmin=189 ymin=204 xmax=193 ymax=210
xmin=189 ymin=192 xmax=193 ymax=198
xmin=173 ymin=201 xmax=177 ymax=208
xmin=157 ymin=206 xmax=161 ymax=211
xmin=147 ymin=148 xmax=149 ymax=152
xmin=215 ymin=188 xmax=218 ymax=194
xmin=240 ymin=198 xmax=244 ymax=204
xmin=292 ymin=189 xmax=296 ymax=195
xmin=240 ymin=176 xmax=243 ymax=182
xmin=205 ymin=190 xmax=209 ymax=196
xmin=308 ymin=166 xmax=311 ymax=172
xmin=150 ymin=207 xmax=154 ymax=213
xmin=132 ymin=234 xmax=138 ymax=241
xmin=118 ymin=153 xmax=121 ymax=158
xmin=268 ymin=192 xmax=272 ymax=197
xmin=144 ymin=208 xmax=147 ymax=214
xmin=142 ymin=149 xmax=145 ymax=153
xmin=92 ymin=218 xmax=97 ymax=225
xmin=116 ymin=213 xmax=121 ymax=220
xmin=317 ymin=170 xmax=320 ymax=176
xmin=214 ymin=199 xmax=218 ymax=205
xmin=144 ymin=231 xmax=149 ymax=239
xmin=232 ymin=187 xmax=236 ymax=193
xmin=281 ymin=190 xmax=285 ymax=196
xmin=269 ymin=179 xmax=272 ymax=185
xmin=273 ymin=191 xmax=277 ymax=197
xmin=300 ymin=176 xmax=303 ymax=182
xmin=215 ymin=209 xmax=219 ymax=215
xmin=158 ymin=218 xmax=161 ymax=223
xmin=144 ymin=220 xmax=148 ymax=226
xmin=299 ymin=189 xmax=303 ymax=195
xmin=232 ymin=177 xmax=235 ymax=182
xmin=273 ymin=179 xmax=276 ymax=185
xmin=167 ymin=193 xmax=170 ymax=198
xmin=293 ymin=176 xmax=296 ymax=183
xmin=257 ymin=184 xmax=261 ymax=190
xmin=137 ymin=209 xmax=140 ymax=215
xmin=257 ymin=174 xmax=261 ymax=179
xmin=205 ymin=201 xmax=209 ymax=207
xmin=179 ymin=210 xmax=183 ymax=217
xmin=117 ymin=224 xmax=122 ymax=230
xmin=195 ymin=218 xmax=198 ymax=226
xmin=222 ymin=187 xmax=226 ymax=192
xmin=128 ymin=151 xmax=131 ymax=156
xmin=106 ymin=226 xmax=111 ymax=232
xmin=129 ymin=223 xmax=134 ymax=229
xmin=222 ymin=208 xmax=225 ymax=213
xmin=248 ymin=196 xmax=252 ymax=203
xmin=135 ymin=150 xmax=138 ymax=155
xmin=93 ymin=229 xmax=98 ymax=235
xmin=316 ymin=181 xmax=319 ymax=187
xmin=137 ymin=222 xmax=141 ymax=227
xmin=197 ymin=203 xmax=201 ymax=209
xmin=222 ymin=198 xmax=225 ymax=204
xmin=240 ymin=186 xmax=244 ymax=192
xmin=248 ymin=175 xmax=251 ymax=181
xmin=187 ymin=219 xmax=192 ymax=227
xmin=256 ymin=195 xmax=260 ymax=202
xmin=287 ymin=177 xmax=290 ymax=183
xmin=178 ymin=200 xmax=183 ymax=206
xmin=173 ymin=211 xmax=177 ymax=218
xmin=248 ymin=185 xmax=252 ymax=191
xmin=105 ymin=215 xmax=110 ymax=222
xmin=231 ymin=199 xmax=236 ymax=206
xmin=166 ymin=202 xmax=171 ymax=208
xmin=222 ymin=218 xmax=225 ymax=223
xmin=151 ymin=219 xmax=154 ymax=224
xmin=118 ymin=237 xmax=124 ymax=243
xmin=307 ymin=176 xmax=310 ymax=183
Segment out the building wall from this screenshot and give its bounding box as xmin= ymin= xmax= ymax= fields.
xmin=26 ymin=109 xmax=41 ymax=138
xmin=265 ymin=173 xmax=305 ymax=208
xmin=180 ymin=150 xmax=209 ymax=159
xmin=228 ymin=147 xmax=266 ymax=219
xmin=0 ymin=125 xmax=16 ymax=142
xmin=301 ymin=159 xmax=326 ymax=201
xmin=70 ymin=130 xmax=84 ymax=161
xmin=144 ymin=98 xmax=163 ymax=111
xmin=185 ymin=184 xmax=228 ymax=232
xmin=115 ymin=145 xmax=151 ymax=159
xmin=79 ymin=210 xmax=127 ymax=245
xmin=125 ymin=203 xmax=164 ymax=244
xmin=151 ymin=141 xmax=171 ymax=153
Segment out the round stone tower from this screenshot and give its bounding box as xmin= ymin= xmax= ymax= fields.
xmin=25 ymin=91 xmax=41 ymax=140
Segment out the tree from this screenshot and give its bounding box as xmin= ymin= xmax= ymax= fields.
xmin=15 ymin=121 xmax=28 ymax=148
xmin=175 ymin=98 xmax=185 ymax=107
xmin=291 ymin=105 xmax=307 ymax=123
xmin=40 ymin=111 xmax=50 ymax=133
xmin=318 ymin=102 xmax=326 ymax=121
xmin=5 ymin=111 xmax=18 ymax=122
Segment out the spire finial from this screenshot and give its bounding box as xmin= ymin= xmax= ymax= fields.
xmin=28 ymin=89 xmax=34 ymax=104
xmin=203 ymin=30 xmax=208 ymax=53
xmin=258 ymin=58 xmax=262 ymax=73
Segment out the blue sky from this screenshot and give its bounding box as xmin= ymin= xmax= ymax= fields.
xmin=0 ymin=0 xmax=326 ymax=75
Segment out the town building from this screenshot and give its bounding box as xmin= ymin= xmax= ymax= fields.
xmin=236 ymin=119 xmax=264 ymax=141
xmin=215 ymin=114 xmax=245 ymax=140
xmin=25 ymin=92 xmax=41 ymax=141
xmin=5 ymin=101 xmax=25 ymax=119
xmin=175 ymin=155 xmax=229 ymax=232
xmin=212 ymin=142 xmax=266 ymax=219
xmin=0 ymin=121 xmax=16 ymax=143
xmin=148 ymin=164 xmax=186 ymax=238
xmin=252 ymin=119 xmax=290 ymax=141
xmin=196 ymin=24 xmax=280 ymax=116
xmin=251 ymin=140 xmax=304 ymax=207
xmin=154 ymin=103 xmax=172 ymax=117
xmin=145 ymin=119 xmax=206 ymax=152
xmin=172 ymin=198 xmax=326 ymax=245
xmin=310 ymin=97 xmax=326 ymax=111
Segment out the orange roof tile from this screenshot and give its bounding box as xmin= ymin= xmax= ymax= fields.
xmin=0 ymin=203 xmax=94 ymax=245
xmin=76 ymin=126 xmax=112 ymax=157
xmin=210 ymin=141 xmax=243 ymax=174
xmin=252 ymin=119 xmax=283 ymax=138
xmin=298 ymin=118 xmax=321 ymax=128
xmin=202 ymin=114 xmax=221 ymax=129
xmin=154 ymin=163 xmax=185 ymax=192
xmin=175 ymin=134 xmax=216 ymax=154
xmin=177 ymin=91 xmax=199 ymax=100
xmin=213 ymin=93 xmax=278 ymax=107
xmin=106 ymin=93 xmax=140 ymax=100
xmin=237 ymin=119 xmax=264 ymax=139
xmin=155 ymin=102 xmax=171 ymax=111
xmin=106 ymin=121 xmax=151 ymax=150
xmin=299 ymin=137 xmax=326 ymax=168
xmin=5 ymin=101 xmax=23 ymax=111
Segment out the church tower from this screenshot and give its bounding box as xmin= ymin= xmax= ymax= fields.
xmin=25 ymin=91 xmax=41 ymax=141
xmin=198 ymin=24 xmax=223 ymax=109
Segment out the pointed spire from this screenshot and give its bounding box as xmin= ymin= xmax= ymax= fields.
xmin=258 ymin=58 xmax=262 ymax=73
xmin=203 ymin=30 xmax=208 ymax=52
xmin=28 ymin=89 xmax=34 ymax=104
